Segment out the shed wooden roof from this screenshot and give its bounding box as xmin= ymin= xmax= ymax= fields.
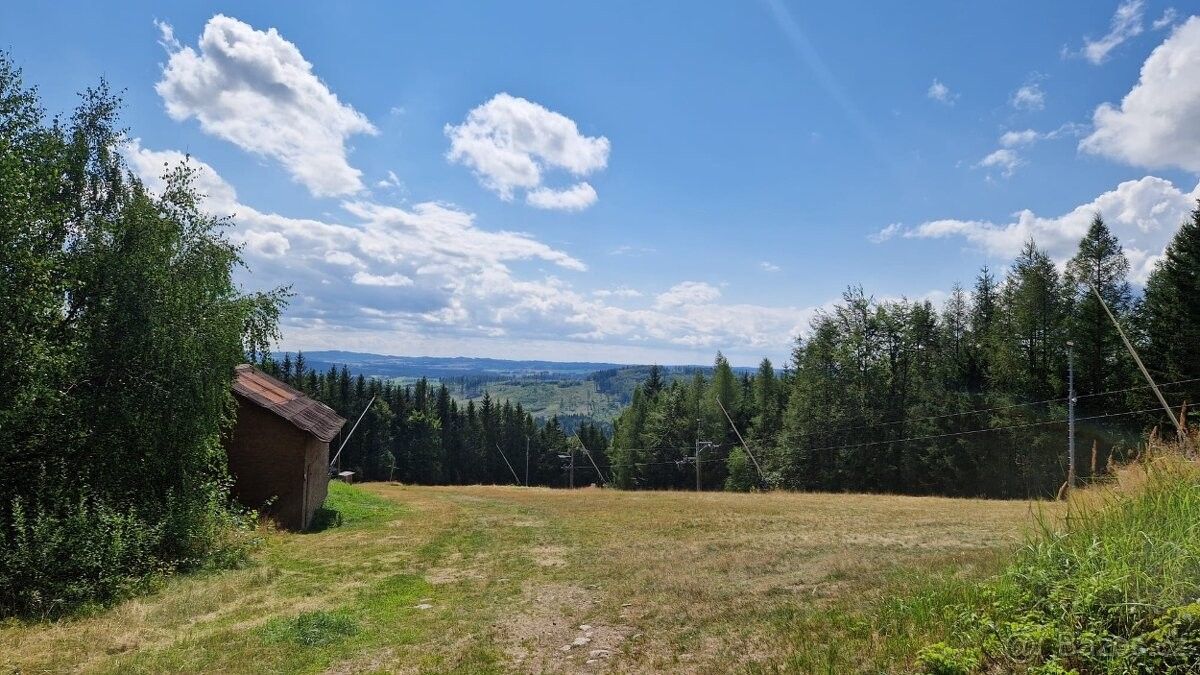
xmin=232 ymin=364 xmax=346 ymax=443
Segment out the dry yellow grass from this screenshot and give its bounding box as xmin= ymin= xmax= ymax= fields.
xmin=0 ymin=484 xmax=1045 ymax=673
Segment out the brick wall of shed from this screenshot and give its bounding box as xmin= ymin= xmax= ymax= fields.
xmin=226 ymin=398 xmax=309 ymax=530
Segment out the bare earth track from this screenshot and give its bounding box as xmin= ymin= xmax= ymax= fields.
xmin=0 ymin=484 xmax=1043 ymax=673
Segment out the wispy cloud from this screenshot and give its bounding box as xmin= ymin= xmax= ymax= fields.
xmin=926 ymin=78 xmax=958 ymax=105
xmin=1076 ymin=0 xmax=1146 ymax=64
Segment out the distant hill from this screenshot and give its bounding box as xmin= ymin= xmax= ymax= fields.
xmin=285 ymin=351 xmax=756 ymax=428
xmin=288 ymin=351 xmax=626 ymax=379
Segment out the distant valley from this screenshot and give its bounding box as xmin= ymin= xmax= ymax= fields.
xmin=288 ymin=351 xmax=750 ymax=426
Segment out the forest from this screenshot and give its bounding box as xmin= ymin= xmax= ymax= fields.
xmin=274 ymin=206 xmax=1200 ymax=500
xmin=610 ymin=212 xmax=1200 ymax=498
xmin=257 ymin=355 xmax=611 ymax=488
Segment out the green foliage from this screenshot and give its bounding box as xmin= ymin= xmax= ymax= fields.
xmin=724 ymin=448 xmax=755 ymax=492
xmin=0 ymin=54 xmax=281 ymax=616
xmin=927 ymin=461 xmax=1200 ymax=672
xmin=916 ymin=642 xmax=980 ymax=675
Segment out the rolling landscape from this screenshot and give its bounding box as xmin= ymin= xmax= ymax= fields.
xmin=6 ymin=2 xmax=1200 ymax=674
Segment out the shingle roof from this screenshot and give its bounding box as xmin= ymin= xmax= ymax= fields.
xmin=232 ymin=364 xmax=346 ymax=443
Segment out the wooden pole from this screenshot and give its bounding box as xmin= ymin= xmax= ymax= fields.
xmin=1089 ymin=283 xmax=1194 ymax=456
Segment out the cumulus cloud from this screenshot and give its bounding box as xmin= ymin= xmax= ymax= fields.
xmin=977 ymin=148 xmax=1023 ymax=177
xmin=999 ymin=129 xmax=1041 ymax=147
xmin=526 ymin=182 xmax=598 ymax=211
xmin=1079 ymin=0 xmax=1146 ymax=64
xmin=155 ymin=15 xmax=377 ymax=197
xmin=926 ymin=79 xmax=957 ymax=104
xmin=1081 ymin=17 xmax=1200 ymax=172
xmin=760 ymin=261 xmax=782 ymax=273
xmin=1011 ymin=83 xmax=1045 ymax=110
xmin=897 ymin=175 xmax=1200 ymax=282
xmin=126 ymin=142 xmax=817 ymax=362
xmin=445 ymin=93 xmax=610 ymax=210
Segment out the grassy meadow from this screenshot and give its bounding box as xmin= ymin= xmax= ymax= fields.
xmin=0 ymin=483 xmax=1042 ymax=673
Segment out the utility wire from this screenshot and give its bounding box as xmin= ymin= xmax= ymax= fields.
xmin=816 ymin=375 xmax=1200 ymax=436
xmin=799 ymin=403 xmax=1181 ymax=456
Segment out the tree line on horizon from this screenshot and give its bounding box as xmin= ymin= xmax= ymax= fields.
xmin=257 ymin=355 xmax=611 ymax=487
xmin=276 ymin=206 xmax=1200 ymax=499
xmin=610 ymin=208 xmax=1200 ymax=498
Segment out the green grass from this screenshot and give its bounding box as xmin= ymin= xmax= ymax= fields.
xmin=916 ymin=455 xmax=1200 ymax=673
xmin=0 ymin=483 xmax=1041 ymax=673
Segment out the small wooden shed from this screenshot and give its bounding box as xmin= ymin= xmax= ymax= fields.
xmin=226 ymin=364 xmax=346 ymax=530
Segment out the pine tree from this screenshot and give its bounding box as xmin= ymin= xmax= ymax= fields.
xmin=1066 ymin=214 xmax=1133 ymax=397
xmin=1144 ymin=201 xmax=1200 ymax=386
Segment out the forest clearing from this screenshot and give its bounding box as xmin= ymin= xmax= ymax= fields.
xmin=0 ymin=483 xmax=1041 ymax=673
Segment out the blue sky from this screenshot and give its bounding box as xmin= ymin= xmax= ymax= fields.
xmin=4 ymin=1 xmax=1199 ymax=365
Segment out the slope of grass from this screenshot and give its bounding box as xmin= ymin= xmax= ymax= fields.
xmin=0 ymin=484 xmax=1041 ymax=673
xmin=914 ymin=454 xmax=1200 ymax=673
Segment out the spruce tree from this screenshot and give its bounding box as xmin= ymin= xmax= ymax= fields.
xmin=1144 ymin=201 xmax=1200 ymax=385
xmin=1066 ymin=214 xmax=1132 ymax=397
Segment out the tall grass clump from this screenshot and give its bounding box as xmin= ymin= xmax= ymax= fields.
xmin=919 ymin=451 xmax=1200 ymax=673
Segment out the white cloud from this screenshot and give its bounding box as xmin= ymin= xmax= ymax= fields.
xmin=592 ymin=287 xmax=643 ymax=299
xmin=154 ymin=18 xmax=180 ymax=51
xmin=999 ymin=129 xmax=1041 ymax=147
xmin=444 ymin=93 xmax=610 ymax=210
xmin=977 ymin=148 xmax=1023 ymax=177
xmin=1081 ymin=17 xmax=1200 ymax=172
xmin=126 ymin=142 xmax=818 ymax=362
xmin=1153 ymin=8 xmax=1179 ymax=30
xmin=1011 ymin=83 xmax=1045 ymax=110
xmin=869 ymin=223 xmax=902 ymax=243
xmin=352 ymin=271 xmax=414 ymax=287
xmin=241 ymin=230 xmax=290 ymax=257
xmin=926 ymin=79 xmax=957 ymax=104
xmin=155 ymin=15 xmax=377 ymax=198
xmin=1080 ymin=0 xmax=1146 ymax=64
xmin=655 ymin=281 xmax=722 ymax=308
xmin=375 ymin=170 xmax=402 ymax=190
xmin=760 ymin=261 xmax=782 ymax=273
xmin=609 ymin=244 xmax=656 ymax=256
xmin=998 ymin=123 xmax=1084 ymax=148
xmin=526 ymin=182 xmax=598 ymax=211
xmin=897 ymin=175 xmax=1200 ymax=282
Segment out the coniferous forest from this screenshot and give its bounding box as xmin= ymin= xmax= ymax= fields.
xmin=256 ymin=356 xmax=611 ymax=488
xmin=610 ymin=213 xmax=1200 ymax=498
xmin=280 ymin=207 xmax=1200 ymax=501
